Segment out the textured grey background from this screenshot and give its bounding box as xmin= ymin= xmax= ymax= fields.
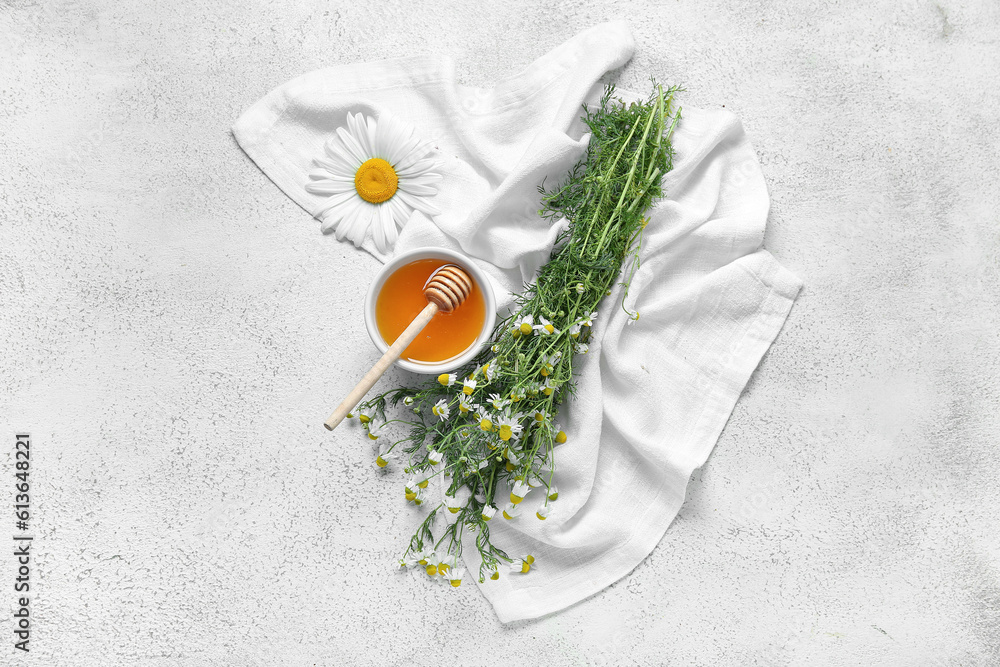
xmin=1 ymin=0 xmax=998 ymax=665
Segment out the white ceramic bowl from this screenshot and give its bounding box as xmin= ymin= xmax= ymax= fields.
xmin=364 ymin=247 xmax=497 ymax=375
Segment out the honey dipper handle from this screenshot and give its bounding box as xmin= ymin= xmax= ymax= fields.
xmin=324 ymin=301 xmax=440 ymax=431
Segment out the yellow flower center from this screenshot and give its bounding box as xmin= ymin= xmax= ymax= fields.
xmin=519 ymin=323 xmax=533 ymax=335
xmin=498 ymin=425 xmax=513 ymax=441
xmin=354 ymin=158 xmax=398 ymax=204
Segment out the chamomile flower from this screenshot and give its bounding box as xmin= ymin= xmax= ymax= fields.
xmin=428 ymin=449 xmax=443 ymax=465
xmin=462 ymin=378 xmax=477 ymax=395
xmin=488 ymin=568 xmax=500 ymax=580
xmin=539 ymin=352 xmax=561 ymax=377
xmin=437 ymin=373 xmax=456 ymax=387
xmin=575 ymin=282 xmax=586 ymax=294
xmin=546 ymin=483 xmax=559 ymax=501
xmin=568 ymin=322 xmax=582 ymax=339
xmin=402 ymin=396 xmax=415 ymax=406
xmin=534 ymin=409 xmax=551 ymax=424
xmin=367 ymin=422 xmax=385 ymax=440
xmin=481 ymin=504 xmax=497 ymax=522
xmin=502 ymin=502 xmax=521 ymax=520
xmin=424 ymin=553 xmax=447 ymax=577
xmin=534 ymin=316 xmax=560 ymax=336
xmin=510 ymin=554 xmax=535 ymax=573
xmin=574 ymin=341 xmax=589 ymax=354
xmin=481 ymin=360 xmax=498 ymax=382
xmin=436 ymin=554 xmax=456 ymax=577
xmin=580 ymin=311 xmax=598 ymax=327
xmin=496 ymin=413 xmax=524 ymax=442
xmin=375 ymin=447 xmax=396 ymax=468
xmin=509 ymin=389 xmax=524 ymax=403
xmin=458 ymin=396 xmax=474 ymax=414
xmin=432 ymin=399 xmax=450 ymax=420
xmin=447 ymin=566 xmax=466 ymax=587
xmin=510 ymin=480 xmax=530 ymax=504
xmin=628 ymin=312 xmax=640 ymax=325
xmin=477 ymin=410 xmax=495 ymax=433
xmin=488 ymin=393 xmax=509 ymax=411
xmin=540 ymin=378 xmax=557 ymax=396
xmin=407 ymin=471 xmax=431 ymax=493
xmin=512 ymin=314 xmax=534 ymax=337
xmin=399 ymin=553 xmax=423 ymax=568
xmin=554 ymin=424 xmax=568 ymax=444
xmin=445 ymin=494 xmax=463 ymax=514
xmin=304 ymin=111 xmax=442 ymax=252
xmin=536 ymin=504 xmax=551 ymax=520
xmin=405 ymin=485 xmax=425 ymax=505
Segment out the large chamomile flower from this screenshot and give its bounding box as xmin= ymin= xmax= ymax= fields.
xmin=305 ymin=112 xmax=442 ymax=252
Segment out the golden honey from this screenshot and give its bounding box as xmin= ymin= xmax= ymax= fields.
xmin=375 ymin=258 xmax=486 ymax=364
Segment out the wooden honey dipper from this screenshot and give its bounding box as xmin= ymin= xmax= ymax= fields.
xmin=324 ymin=264 xmax=474 ymax=431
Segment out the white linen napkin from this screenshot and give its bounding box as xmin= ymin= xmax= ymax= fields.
xmin=233 ymin=21 xmax=802 ymax=623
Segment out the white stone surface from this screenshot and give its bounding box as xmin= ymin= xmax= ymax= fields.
xmin=1 ymin=1 xmax=998 ymax=665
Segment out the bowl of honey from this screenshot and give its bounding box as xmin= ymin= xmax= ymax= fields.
xmin=364 ymin=247 xmax=496 ymax=374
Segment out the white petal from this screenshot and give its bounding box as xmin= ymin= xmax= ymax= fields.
xmin=308 ymin=171 xmax=354 ymax=183
xmin=377 ymin=113 xmax=406 ymax=162
xmin=389 ymin=138 xmax=426 ymax=170
xmin=402 ymin=173 xmax=443 ymax=188
xmin=336 ymin=126 xmax=371 ymax=166
xmin=348 ymin=112 xmax=375 ymax=158
xmin=330 ymin=199 xmax=362 ymax=239
xmin=397 ymin=181 xmax=438 ymax=197
xmin=353 ymin=203 xmax=377 ymax=246
xmin=305 ymin=179 xmax=354 ymax=195
xmin=395 ymin=159 xmax=441 ymax=179
xmin=331 ymin=199 xmax=360 ymax=239
xmin=365 ymin=115 xmax=380 ymax=162
xmin=314 ymin=154 xmax=357 ymax=177
xmin=372 ymin=204 xmax=389 ymax=252
xmin=389 ymin=196 xmax=412 ymax=228
xmin=319 ymin=197 xmax=357 ymax=233
xmin=381 ymin=203 xmax=398 ymax=249
xmin=324 ymin=137 xmax=362 ymax=170
xmin=314 ymin=190 xmax=359 ymax=218
xmin=394 ymin=188 xmax=440 ymax=216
